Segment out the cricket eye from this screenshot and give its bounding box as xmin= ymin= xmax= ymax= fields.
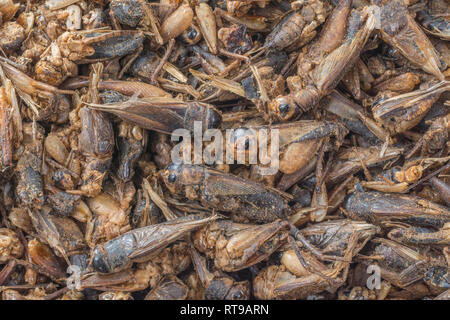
xmin=279 ymin=103 xmax=290 ymax=114
xmin=187 ymin=28 xmax=198 ymax=40
xmin=168 ymin=173 xmax=177 ymax=183
xmin=233 ymin=292 xmax=242 ymax=299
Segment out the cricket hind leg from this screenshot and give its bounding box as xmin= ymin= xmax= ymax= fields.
xmin=287 ymin=235 xmax=341 ymax=286
xmin=287 ymin=231 xmax=356 ymax=287
xmin=289 ymin=224 xmax=351 ymax=263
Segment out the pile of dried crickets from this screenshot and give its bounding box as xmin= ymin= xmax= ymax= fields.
xmin=0 ymin=0 xmax=448 ymax=300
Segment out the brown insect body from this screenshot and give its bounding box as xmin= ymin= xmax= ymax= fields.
xmin=269 ymin=4 xmax=376 ymax=121
xmin=87 ymin=97 xmax=222 ymax=135
xmin=344 ymin=192 xmax=450 ymax=229
xmin=162 ymin=163 xmax=290 ymax=223
xmin=376 ymin=0 xmax=444 ymax=79
xmin=92 ymin=214 xmax=217 ymax=273
xmin=193 ymin=219 xmax=290 ymax=272
xmin=254 ymin=219 xmax=377 ymax=299
xmin=372 ymin=81 xmax=450 ymax=135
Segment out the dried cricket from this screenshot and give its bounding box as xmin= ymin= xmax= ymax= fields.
xmin=92 ymin=214 xmax=217 ymax=273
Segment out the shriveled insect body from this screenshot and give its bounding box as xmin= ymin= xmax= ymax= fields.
xmin=328 ymin=146 xmax=403 ymax=184
xmin=86 ymin=192 xmax=131 ymax=243
xmin=430 ymin=177 xmax=450 ymax=207
xmin=360 ymin=164 xmax=424 ymax=193
xmin=29 ymin=206 xmax=87 ymax=259
xmin=254 ymin=219 xmax=374 ymax=299
xmin=371 ymin=72 xmax=421 ymax=95
xmin=47 ymin=188 xmax=81 ymax=217
xmin=253 ymin=262 xmax=331 ymax=300
xmin=344 ymin=192 xmax=450 ymax=229
xmin=92 ymin=214 xmax=217 ymax=273
xmin=77 ymin=107 xmax=114 ymax=197
xmin=337 ymin=285 xmax=382 ymax=300
xmin=28 ymin=239 xmax=66 ymax=280
xmin=0 ymin=0 xmax=448 ymax=301
xmin=388 ymin=224 xmax=450 ymax=245
xmin=289 ymin=0 xmax=333 ymax=51
xmin=35 ymin=30 xmax=144 ymax=86
xmin=269 ymin=5 xmax=376 ymax=121
xmin=263 ymin=11 xmax=307 ymax=51
xmin=161 ymin=163 xmax=290 ymax=223
xmin=229 ymin=120 xmax=348 ymax=174
xmin=145 ymin=275 xmax=188 ymax=300
xmin=364 ymin=238 xmax=449 ymax=289
xmin=203 ymin=274 xmax=250 ymax=300
xmin=90 ymin=243 xmax=190 ymax=292
xmin=0 ymin=86 xmax=14 ymax=173
xmin=375 ymin=0 xmax=444 ymax=79
xmin=295 ymin=220 xmax=379 ymax=257
xmin=139 ymin=242 xmax=192 ymax=288
xmin=226 ymin=0 xmax=273 ymax=17
xmin=379 ymin=165 xmax=423 ymax=185
xmin=416 ymin=7 xmax=450 ymax=40
xmin=78 ymin=268 xmax=143 ymax=292
xmin=149 ymin=132 xmax=173 ymax=170
xmin=320 ymin=91 xmax=388 ymax=143
xmin=218 ymin=24 xmax=253 ymax=55
xmin=0 ymin=60 xmax=73 ymax=97
xmin=193 ymin=219 xmax=289 ymax=272
xmin=116 ymin=136 xmax=143 ymax=182
xmin=0 ymin=0 xmax=19 ymax=23
xmin=75 ymin=30 xmax=144 ymax=63
xmin=295 ymin=0 xmax=353 ymax=75
xmin=363 ymin=238 xmax=426 ymax=287
xmin=309 ymin=8 xmax=375 ymax=93
xmin=15 ymin=149 xmax=45 ymax=206
xmin=0 ymin=59 xmax=74 ymax=123
xmin=435 ymin=289 xmax=450 ymax=300
xmin=110 ymin=0 xmax=146 ymax=28
xmin=116 ymin=122 xmax=145 ymax=182
xmin=407 ymin=114 xmax=450 ymax=158
xmin=130 ymin=51 xmax=187 ymax=83
xmin=87 ymin=97 xmax=222 ymax=135
xmin=2 ymin=289 xmax=47 ymax=300
xmin=14 ymin=122 xmax=46 ymax=206
xmin=372 ymin=81 xmax=450 ymax=135
xmin=160 ymin=2 xmax=193 ymax=44
xmin=195 ymin=3 xmax=217 ymax=54
xmin=62 ymin=78 xmax=172 ymax=99
xmin=189 ymin=244 xmax=250 ymax=300
xmin=424 ymin=266 xmax=450 ymax=289
xmin=0 ymin=228 xmax=23 ymax=263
